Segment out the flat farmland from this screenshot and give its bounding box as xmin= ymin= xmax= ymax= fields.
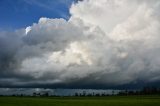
xmin=0 ymin=96 xmax=160 ymax=106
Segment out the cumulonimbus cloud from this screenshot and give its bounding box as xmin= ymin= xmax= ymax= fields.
xmin=0 ymin=0 xmax=160 ymax=88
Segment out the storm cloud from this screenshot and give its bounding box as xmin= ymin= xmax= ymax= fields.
xmin=0 ymin=0 xmax=160 ymax=88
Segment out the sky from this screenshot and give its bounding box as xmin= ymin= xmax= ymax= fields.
xmin=0 ymin=0 xmax=160 ymax=89
xmin=0 ymin=0 xmax=75 ymax=30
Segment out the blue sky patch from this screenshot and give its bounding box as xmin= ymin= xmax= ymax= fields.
xmin=0 ymin=0 xmax=75 ymax=30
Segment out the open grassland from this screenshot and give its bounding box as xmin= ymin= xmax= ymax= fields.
xmin=0 ymin=95 xmax=160 ymax=106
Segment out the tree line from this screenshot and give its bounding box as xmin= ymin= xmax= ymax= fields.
xmin=0 ymin=87 xmax=160 ymax=97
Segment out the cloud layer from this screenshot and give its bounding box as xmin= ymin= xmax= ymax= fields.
xmin=0 ymin=0 xmax=160 ymax=88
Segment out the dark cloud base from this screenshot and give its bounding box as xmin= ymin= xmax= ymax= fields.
xmin=1 ymin=81 xmax=160 ymax=90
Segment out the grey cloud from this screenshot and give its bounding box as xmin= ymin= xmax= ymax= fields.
xmin=0 ymin=0 xmax=160 ymax=89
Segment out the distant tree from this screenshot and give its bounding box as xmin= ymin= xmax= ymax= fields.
xmin=79 ymin=93 xmax=82 ymax=97
xmin=92 ymin=92 xmax=95 ymax=96
xmin=125 ymin=90 xmax=128 ymax=95
xmin=112 ymin=90 xmax=115 ymax=95
xmin=95 ymin=93 xmax=100 ymax=97
xmin=83 ymin=91 xmax=86 ymax=96
xmin=142 ymin=87 xmax=158 ymax=95
xmin=33 ymin=92 xmax=37 ymax=96
xmin=87 ymin=93 xmax=92 ymax=97
xmin=101 ymin=92 xmax=106 ymax=96
xmin=128 ymin=91 xmax=134 ymax=95
xmin=75 ymin=92 xmax=79 ymax=96
xmin=44 ymin=92 xmax=49 ymax=97
xmin=12 ymin=94 xmax=16 ymax=97
xmin=20 ymin=94 xmax=24 ymax=97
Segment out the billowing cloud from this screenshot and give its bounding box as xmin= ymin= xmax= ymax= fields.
xmin=0 ymin=0 xmax=160 ymax=88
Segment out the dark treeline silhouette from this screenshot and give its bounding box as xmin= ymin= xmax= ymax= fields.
xmin=117 ymin=87 xmax=160 ymax=96
xmin=0 ymin=87 xmax=160 ymax=97
xmin=74 ymin=92 xmax=110 ymax=97
xmin=32 ymin=92 xmax=49 ymax=97
xmin=74 ymin=87 xmax=160 ymax=97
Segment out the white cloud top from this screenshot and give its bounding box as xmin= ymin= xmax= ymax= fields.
xmin=0 ymin=0 xmax=160 ymax=87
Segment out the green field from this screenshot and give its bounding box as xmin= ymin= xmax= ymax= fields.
xmin=0 ymin=96 xmax=160 ymax=106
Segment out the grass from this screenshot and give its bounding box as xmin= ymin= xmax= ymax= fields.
xmin=0 ymin=95 xmax=160 ymax=106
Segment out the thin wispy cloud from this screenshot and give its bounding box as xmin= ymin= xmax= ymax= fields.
xmin=22 ymin=0 xmax=72 ymax=19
